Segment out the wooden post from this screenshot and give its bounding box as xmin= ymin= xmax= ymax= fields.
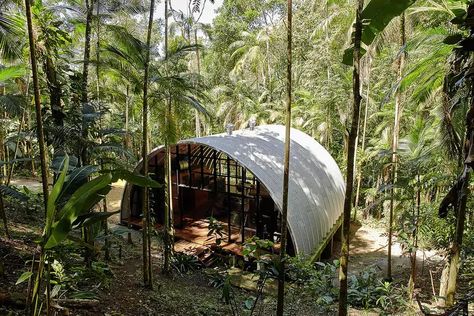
xmin=256 ymin=181 xmax=261 ymax=238
xmin=227 ymin=156 xmax=231 ymax=242
xmin=187 ymin=144 xmax=192 ymax=187
xmin=241 ymin=168 xmax=246 ymax=243
xmin=200 ymin=145 xmax=204 ymax=189
xmin=213 ymin=150 xmax=218 ymax=194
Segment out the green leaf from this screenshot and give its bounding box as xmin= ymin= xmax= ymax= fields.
xmin=342 ymin=47 xmax=367 ymax=66
xmin=0 ymin=185 xmax=28 ymax=202
xmin=44 ymin=173 xmax=113 ymax=249
xmin=0 ymin=65 xmax=26 ymax=82
xmin=58 ymin=165 xmax=98 ymax=204
xmin=44 ymin=156 xmax=69 ymax=238
xmin=111 ymin=169 xmax=161 ymax=188
xmin=343 ymin=0 xmax=417 ymax=65
xmin=72 ymin=211 xmax=119 ymax=229
xmin=15 ymin=271 xmax=33 ymax=285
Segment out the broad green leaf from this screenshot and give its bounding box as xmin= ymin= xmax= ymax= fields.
xmin=342 ymin=47 xmax=367 ymax=66
xmin=15 ymin=271 xmax=33 ymax=285
xmin=44 ymin=156 xmax=69 ymax=238
xmin=111 ymin=169 xmax=161 ymax=188
xmin=72 ymin=211 xmax=120 ymax=229
xmin=0 ymin=185 xmax=28 ymax=201
xmin=44 ymin=173 xmax=113 ymax=249
xmin=343 ymin=0 xmax=417 ymax=65
xmin=57 ymin=165 xmax=98 ymax=204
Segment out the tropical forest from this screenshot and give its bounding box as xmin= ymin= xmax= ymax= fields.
xmin=0 ymin=0 xmax=473 ymax=315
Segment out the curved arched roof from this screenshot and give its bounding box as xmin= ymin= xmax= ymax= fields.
xmin=121 ymin=125 xmax=345 ymax=255
xmin=181 ymin=125 xmax=345 ymax=254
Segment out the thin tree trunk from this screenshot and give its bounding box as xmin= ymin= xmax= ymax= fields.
xmin=408 ymin=173 xmax=421 ymax=298
xmin=0 ymin=192 xmax=10 ymax=239
xmin=388 ymin=13 xmax=406 ymax=281
xmin=445 ymin=170 xmax=469 ymax=306
xmin=194 ymin=29 xmax=201 ymax=137
xmin=25 ymin=0 xmax=50 ymax=313
xmin=162 ymin=0 xmax=174 ymax=275
xmin=6 ymin=112 xmax=26 ymax=185
xmin=276 ymin=1 xmax=292 ymax=315
xmin=141 ymin=0 xmax=155 ymax=289
xmin=338 ymin=0 xmax=363 ymax=315
xmin=43 ymin=56 xmax=63 ymax=130
xmin=354 ymin=56 xmax=372 ymax=217
xmin=324 ymin=1 xmax=332 ymax=148
xmin=125 ymin=85 xmax=130 ymax=151
xmin=25 ymin=0 xmax=49 ymax=211
xmin=81 ymin=0 xmax=94 ymax=166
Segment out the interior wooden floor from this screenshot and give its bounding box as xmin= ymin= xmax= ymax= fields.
xmin=121 ymin=217 xmax=253 ymax=257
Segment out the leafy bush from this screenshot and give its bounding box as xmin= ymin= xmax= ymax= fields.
xmin=347 ymin=266 xmax=406 ymax=313
xmin=205 ymin=268 xmax=227 ymax=288
xmin=171 ymin=252 xmax=202 ymax=274
xmin=287 ymin=256 xmax=339 ymax=306
xmin=207 ymin=216 xmax=224 ymax=246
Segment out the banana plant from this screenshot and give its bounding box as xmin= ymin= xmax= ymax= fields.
xmin=16 ymin=156 xmax=160 ymax=315
xmin=343 ymin=0 xmax=418 ymax=65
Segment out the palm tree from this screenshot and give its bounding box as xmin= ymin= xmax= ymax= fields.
xmin=398 ymin=116 xmax=435 ymax=298
xmin=162 ymin=0 xmax=173 ymax=275
xmin=338 ymin=0 xmax=363 ymax=315
xmin=387 ymin=13 xmax=407 ymax=282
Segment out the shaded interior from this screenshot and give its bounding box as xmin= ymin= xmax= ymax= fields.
xmin=121 ymin=143 xmax=295 ymax=256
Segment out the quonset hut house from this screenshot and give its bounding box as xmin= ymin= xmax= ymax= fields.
xmin=120 ymin=125 xmax=345 ymax=259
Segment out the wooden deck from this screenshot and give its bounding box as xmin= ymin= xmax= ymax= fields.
xmin=121 ymin=217 xmax=248 ymax=257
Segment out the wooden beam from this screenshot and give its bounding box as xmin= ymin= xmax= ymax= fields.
xmin=227 ymin=156 xmax=231 ymax=242
xmin=241 ymin=168 xmax=246 ymax=243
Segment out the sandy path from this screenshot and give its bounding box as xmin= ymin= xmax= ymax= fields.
xmin=9 ymin=177 xmax=126 ymax=218
xmin=9 ymin=178 xmax=44 ymax=192
xmin=349 ymin=223 xmax=443 ymax=280
xmin=106 ymin=180 xmax=126 ymax=212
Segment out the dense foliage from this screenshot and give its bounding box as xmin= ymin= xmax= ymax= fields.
xmin=0 ymin=0 xmax=473 ymax=314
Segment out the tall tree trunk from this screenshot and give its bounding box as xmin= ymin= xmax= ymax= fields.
xmin=43 ymin=57 xmax=63 ymax=128
xmin=445 ymin=166 xmax=470 ymax=306
xmin=0 ymin=192 xmax=10 ymax=239
xmin=276 ymin=1 xmax=292 ymax=315
xmin=338 ymin=0 xmax=363 ymax=315
xmin=26 ymin=0 xmax=50 ymax=313
xmin=25 ymin=0 xmax=49 ymax=211
xmin=387 ymin=13 xmax=406 ymax=281
xmin=6 ymin=112 xmax=26 ymax=185
xmin=81 ymin=0 xmax=94 ymax=166
xmin=141 ymin=0 xmax=155 ymax=289
xmin=194 ymin=29 xmax=201 ymax=137
xmin=163 ymin=0 xmax=174 ymax=275
xmin=354 ymin=55 xmax=372 ymax=218
xmin=124 ymin=85 xmax=131 ymax=150
xmin=324 ymin=0 xmax=332 ymax=149
xmin=408 ymin=173 xmax=421 ymax=298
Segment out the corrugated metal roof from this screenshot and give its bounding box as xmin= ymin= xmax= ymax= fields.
xmin=180 ymin=125 xmax=345 ymax=255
